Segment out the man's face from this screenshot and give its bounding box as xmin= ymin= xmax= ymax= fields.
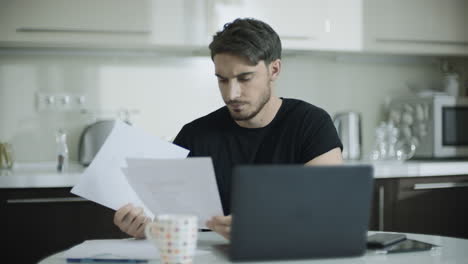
xmin=214 ymin=53 xmax=273 ymax=121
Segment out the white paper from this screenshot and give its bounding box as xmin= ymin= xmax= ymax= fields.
xmin=63 ymin=239 xmax=209 ymax=260
xmin=71 ymin=120 xmax=189 ymax=218
xmin=123 ymin=157 xmax=224 ymax=228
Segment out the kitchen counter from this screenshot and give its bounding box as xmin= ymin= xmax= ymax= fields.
xmin=1 ymin=161 xmax=468 ymax=189
xmin=0 ymin=162 xmax=83 ymax=188
xmin=350 ymin=160 xmax=468 ymax=179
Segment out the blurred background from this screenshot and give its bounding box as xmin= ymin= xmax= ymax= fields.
xmin=1 ymin=0 xmax=466 ymax=162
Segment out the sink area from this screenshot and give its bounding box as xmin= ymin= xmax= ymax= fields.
xmin=0 ymin=162 xmax=85 ymax=188
xmin=9 ymin=162 xmax=85 ymax=176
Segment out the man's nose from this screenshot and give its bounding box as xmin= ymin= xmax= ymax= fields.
xmin=228 ymin=81 xmax=241 ymax=101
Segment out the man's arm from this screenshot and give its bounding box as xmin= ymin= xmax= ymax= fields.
xmin=305 ymin=147 xmax=343 ymax=166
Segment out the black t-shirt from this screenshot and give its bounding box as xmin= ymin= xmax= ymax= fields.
xmin=173 ymin=98 xmax=342 ymax=214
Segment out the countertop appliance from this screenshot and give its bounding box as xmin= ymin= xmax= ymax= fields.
xmin=78 ymin=120 xmax=115 ymax=166
xmin=333 ymin=112 xmax=362 ymax=160
xmin=388 ymin=95 xmax=468 ymax=159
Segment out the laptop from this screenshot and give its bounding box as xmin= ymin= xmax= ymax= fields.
xmin=229 ymin=165 xmax=374 ymax=261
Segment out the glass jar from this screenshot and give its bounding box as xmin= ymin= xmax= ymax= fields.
xmin=0 ymin=142 xmax=14 ymax=175
xmin=56 ymin=129 xmax=69 ymax=173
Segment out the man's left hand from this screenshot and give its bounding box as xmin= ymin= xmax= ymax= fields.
xmin=206 ymin=215 xmax=232 ymax=240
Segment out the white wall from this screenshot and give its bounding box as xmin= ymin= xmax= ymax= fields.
xmin=0 ymin=50 xmax=466 ymax=162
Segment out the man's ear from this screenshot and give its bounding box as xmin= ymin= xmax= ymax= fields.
xmin=269 ymin=59 xmax=281 ymax=81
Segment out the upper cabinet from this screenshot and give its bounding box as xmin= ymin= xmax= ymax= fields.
xmin=0 ymin=0 xmax=208 ymax=48
xmin=0 ymin=0 xmax=467 ymax=55
xmin=363 ymin=0 xmax=468 ymax=55
xmin=211 ymin=0 xmax=362 ymax=52
xmin=242 ymin=0 xmax=330 ymax=50
xmin=212 ymin=0 xmax=468 ymax=55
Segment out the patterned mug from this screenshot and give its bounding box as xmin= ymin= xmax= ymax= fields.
xmin=145 ymin=214 xmax=198 ymax=264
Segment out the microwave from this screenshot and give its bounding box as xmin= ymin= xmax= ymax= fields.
xmin=388 ymin=95 xmax=468 ymax=159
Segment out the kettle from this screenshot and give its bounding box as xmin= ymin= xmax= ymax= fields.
xmin=78 ymin=120 xmax=115 ymax=166
xmin=0 ymin=142 xmax=14 ymax=170
xmin=333 ymin=112 xmax=362 ymax=160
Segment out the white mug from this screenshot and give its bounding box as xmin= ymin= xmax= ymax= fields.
xmin=145 ymin=214 xmax=198 ymax=264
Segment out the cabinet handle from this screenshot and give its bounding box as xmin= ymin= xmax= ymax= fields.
xmin=378 ymin=185 xmax=384 ymax=231
xmin=6 ymin=197 xmax=87 ymax=204
xmin=16 ymin=27 xmax=151 ymax=35
xmin=280 ymin=35 xmax=317 ymax=41
xmin=376 ymin=38 xmax=468 ymax=46
xmin=413 ymin=182 xmax=468 ymax=190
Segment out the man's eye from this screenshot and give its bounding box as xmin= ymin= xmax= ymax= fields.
xmin=218 ymin=79 xmax=228 ymax=83
xmin=238 ymin=78 xmax=251 ymax=82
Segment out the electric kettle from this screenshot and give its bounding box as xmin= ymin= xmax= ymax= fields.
xmin=333 ymin=112 xmax=362 ymax=160
xmin=78 ymin=120 xmax=115 ymax=166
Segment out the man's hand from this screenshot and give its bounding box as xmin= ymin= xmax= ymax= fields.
xmin=206 ymin=215 xmax=232 ymax=240
xmin=113 ymin=203 xmax=150 ymax=239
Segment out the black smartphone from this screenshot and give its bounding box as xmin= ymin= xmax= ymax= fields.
xmin=367 ymin=233 xmax=407 ymax=248
xmin=376 ymin=239 xmax=438 ymax=254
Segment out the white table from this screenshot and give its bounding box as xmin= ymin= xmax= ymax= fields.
xmin=38 ymin=231 xmax=468 ymax=264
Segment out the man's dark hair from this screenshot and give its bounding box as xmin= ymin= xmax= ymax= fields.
xmin=209 ymin=18 xmax=282 ymax=66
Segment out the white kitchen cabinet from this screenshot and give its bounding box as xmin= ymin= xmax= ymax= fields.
xmin=0 ymin=0 xmax=207 ymax=48
xmin=322 ymin=0 xmax=362 ymax=51
xmin=1 ymin=0 xmax=466 ymax=55
xmin=212 ymin=0 xmax=361 ymax=51
xmin=363 ymin=0 xmax=468 ymax=55
xmin=0 ymin=0 xmax=151 ymax=47
xmin=242 ymin=0 xmax=327 ymax=50
xmin=212 ymin=0 xmax=468 ymax=55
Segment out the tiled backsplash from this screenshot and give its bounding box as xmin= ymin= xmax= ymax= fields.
xmin=0 ymin=49 xmax=466 ymax=162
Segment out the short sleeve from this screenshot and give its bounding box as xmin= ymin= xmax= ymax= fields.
xmin=300 ymin=109 xmax=343 ymax=163
xmin=173 ymin=124 xmax=192 ymax=156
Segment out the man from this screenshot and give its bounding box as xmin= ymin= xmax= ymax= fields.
xmin=114 ymin=18 xmax=343 ymax=240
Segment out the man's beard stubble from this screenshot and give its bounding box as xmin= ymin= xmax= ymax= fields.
xmin=228 ymin=85 xmax=271 ymax=121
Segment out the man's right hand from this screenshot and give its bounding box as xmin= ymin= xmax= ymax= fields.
xmin=113 ymin=203 xmax=150 ymax=239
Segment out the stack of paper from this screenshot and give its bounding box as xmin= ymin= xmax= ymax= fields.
xmin=63 ymin=239 xmax=209 ymax=261
xmin=71 ymin=120 xmax=223 ymax=227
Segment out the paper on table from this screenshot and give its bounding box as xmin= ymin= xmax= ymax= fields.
xmin=123 ymin=157 xmax=223 ymax=228
xmin=71 ymin=120 xmax=189 ymax=218
xmin=63 ymin=239 xmax=210 ymax=260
